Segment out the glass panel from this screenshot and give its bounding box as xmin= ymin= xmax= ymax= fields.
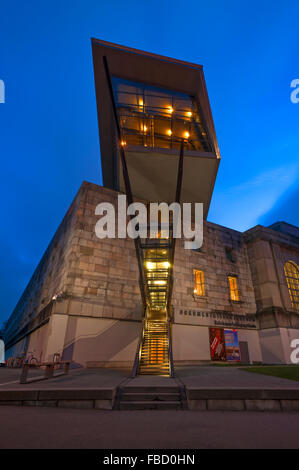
xmin=228 ymin=276 xmax=239 ymax=301
xmin=113 ymin=77 xmax=212 ymax=152
xmin=284 ymin=261 xmax=299 ymax=312
xmin=194 ymin=269 xmax=205 ymax=296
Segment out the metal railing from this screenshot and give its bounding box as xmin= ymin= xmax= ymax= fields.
xmin=20 ymin=360 xmax=71 ymax=384
xmin=131 ymin=317 xmax=146 ymax=378
xmin=105 ymin=57 xmax=186 ymax=377
xmin=167 ymin=319 xmax=174 ymax=378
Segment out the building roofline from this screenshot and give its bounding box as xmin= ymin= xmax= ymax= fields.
xmin=268 ymin=220 xmax=299 ymax=230
xmin=243 ymin=223 xmax=299 ymax=248
xmin=91 ymin=37 xmax=203 ymax=71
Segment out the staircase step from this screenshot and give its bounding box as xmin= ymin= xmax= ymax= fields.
xmin=139 ymin=362 xmax=168 ymax=364
xmin=139 ymin=372 xmax=170 ymax=376
xmin=119 ymin=401 xmax=181 ymax=410
xmin=140 ymin=362 xmax=168 ymax=365
xmin=122 ymin=392 xmax=180 ymax=401
xmin=139 ymin=366 xmax=169 ymax=370
xmin=139 ymin=361 xmax=169 ymax=364
xmin=139 ymin=364 xmax=169 ymax=368
xmin=139 ymin=371 xmax=170 ymax=375
xmin=140 ymin=358 xmax=167 ymax=360
xmin=123 ymin=386 xmax=179 ymax=393
xmin=139 ymin=365 xmax=169 ymax=368
xmin=140 ymin=360 xmax=168 ymax=362
xmin=141 ymin=353 xmax=167 ymax=355
xmin=140 ymin=354 xmax=167 ymax=357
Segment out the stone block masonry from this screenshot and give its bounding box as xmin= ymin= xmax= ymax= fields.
xmin=4 ymin=181 xmax=299 ymax=367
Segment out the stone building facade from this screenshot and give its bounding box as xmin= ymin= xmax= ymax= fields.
xmin=4 ymin=181 xmax=299 ymax=366
xmin=5 ymin=40 xmax=299 ymax=371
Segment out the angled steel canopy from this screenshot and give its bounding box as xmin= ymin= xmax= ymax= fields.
xmin=92 ymin=38 xmax=220 ymax=218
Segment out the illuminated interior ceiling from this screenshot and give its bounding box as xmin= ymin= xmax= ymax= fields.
xmin=112 ymin=77 xmax=212 ymax=152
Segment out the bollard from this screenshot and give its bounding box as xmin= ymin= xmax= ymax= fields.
xmin=45 ymin=363 xmax=54 ymax=379
xmin=20 ymin=364 xmax=29 ymax=384
xmin=64 ymin=362 xmax=70 ymax=375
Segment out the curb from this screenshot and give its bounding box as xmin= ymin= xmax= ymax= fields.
xmin=0 ymin=388 xmax=116 ymax=410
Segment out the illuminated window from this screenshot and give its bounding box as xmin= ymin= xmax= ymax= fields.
xmin=112 ymin=77 xmax=212 ymax=152
xmin=194 ymin=270 xmax=205 ymax=296
xmin=284 ymin=261 xmax=299 ymax=312
xmin=228 ymin=275 xmax=239 ymax=301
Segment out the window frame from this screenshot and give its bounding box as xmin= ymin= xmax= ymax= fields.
xmin=193 ymin=269 xmax=205 ymax=297
xmin=112 ymin=76 xmax=212 ymax=153
xmin=284 ymin=261 xmax=299 ymax=312
xmin=227 ymin=274 xmax=240 ymax=302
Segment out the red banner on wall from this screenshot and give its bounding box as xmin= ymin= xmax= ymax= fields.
xmin=209 ymin=328 xmax=226 ymax=361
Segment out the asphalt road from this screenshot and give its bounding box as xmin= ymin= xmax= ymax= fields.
xmin=0 ymin=406 xmax=299 ymax=449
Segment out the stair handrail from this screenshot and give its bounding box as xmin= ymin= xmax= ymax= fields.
xmin=167 ymin=139 xmax=184 ymax=312
xmin=131 ymin=315 xmax=146 ymax=378
xmin=103 ymin=56 xmax=147 ymax=312
xmin=167 ymin=318 xmax=174 ymax=378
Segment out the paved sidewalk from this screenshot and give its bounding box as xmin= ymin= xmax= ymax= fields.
xmin=0 ymin=366 xmax=298 ymax=411
xmin=176 ymin=366 xmax=299 ymax=389
xmin=0 ymin=367 xmax=129 ymax=390
xmin=0 ymin=367 xmax=45 ymax=386
xmin=1 ymin=365 xmax=299 ymax=390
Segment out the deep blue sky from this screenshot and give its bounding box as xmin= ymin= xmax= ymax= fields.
xmin=0 ymin=0 xmax=298 ymax=325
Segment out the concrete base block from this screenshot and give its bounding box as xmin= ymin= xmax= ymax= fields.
xmin=86 ymin=361 xmax=133 ymax=369
xmin=95 ymin=399 xmax=113 ymax=410
xmin=188 ymin=400 xmax=207 ymax=411
xmin=207 ymin=399 xmax=245 ymax=411
xmin=58 ymin=400 xmax=94 ymax=409
xmin=35 ymin=400 xmax=58 ymax=407
xmin=281 ymin=400 xmax=299 ymax=411
xmin=245 ymin=399 xmax=281 ymax=411
xmin=0 ymin=401 xmax=22 ymax=406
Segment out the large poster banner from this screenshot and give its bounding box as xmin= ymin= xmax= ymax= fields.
xmin=224 ymin=329 xmax=240 ymax=361
xmin=209 ymin=328 xmax=226 ymax=361
xmin=0 ymin=339 xmax=5 ymax=365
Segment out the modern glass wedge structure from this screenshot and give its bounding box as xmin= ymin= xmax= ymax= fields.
xmin=92 ymin=39 xmax=220 ymax=213
xmin=3 ymin=40 xmax=299 ymax=372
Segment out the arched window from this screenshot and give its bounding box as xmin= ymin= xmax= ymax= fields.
xmin=284 ymin=261 xmax=299 ymax=312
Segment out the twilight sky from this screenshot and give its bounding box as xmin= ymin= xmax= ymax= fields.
xmin=0 ymin=0 xmax=298 ymax=325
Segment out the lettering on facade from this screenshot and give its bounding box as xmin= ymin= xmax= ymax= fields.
xmin=176 ymin=308 xmax=257 ymax=329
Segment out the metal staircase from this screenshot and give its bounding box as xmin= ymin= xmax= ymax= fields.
xmin=138 ymin=316 xmax=170 ymax=375
xmin=135 ymin=230 xmax=174 ymax=376
xmin=103 ymin=56 xmax=184 ymax=377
